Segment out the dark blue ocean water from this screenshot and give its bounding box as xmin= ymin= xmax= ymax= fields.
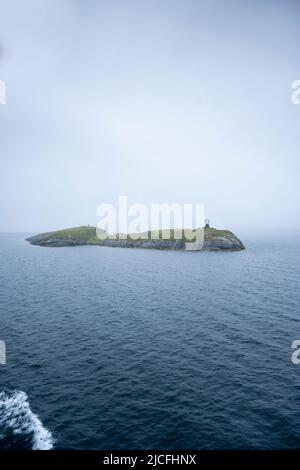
xmin=0 ymin=232 xmax=300 ymax=450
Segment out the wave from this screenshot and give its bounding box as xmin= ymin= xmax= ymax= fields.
xmin=0 ymin=390 xmax=54 ymax=450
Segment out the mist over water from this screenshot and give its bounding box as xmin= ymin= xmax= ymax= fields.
xmin=1 ymin=233 xmax=300 ymax=449
xmin=0 ymin=0 xmax=300 ymax=233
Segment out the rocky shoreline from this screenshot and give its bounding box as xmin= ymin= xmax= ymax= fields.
xmin=26 ymin=226 xmax=245 ymax=252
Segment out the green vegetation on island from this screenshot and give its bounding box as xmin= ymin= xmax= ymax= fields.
xmin=26 ymin=225 xmax=245 ymax=251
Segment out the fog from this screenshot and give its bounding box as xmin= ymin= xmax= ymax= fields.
xmin=0 ymin=0 xmax=299 ymax=234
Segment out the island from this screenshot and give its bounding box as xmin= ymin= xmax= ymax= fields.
xmin=26 ymin=224 xmax=245 ymax=252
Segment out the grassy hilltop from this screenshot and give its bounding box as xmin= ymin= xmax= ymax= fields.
xmin=26 ymin=226 xmax=245 ymax=251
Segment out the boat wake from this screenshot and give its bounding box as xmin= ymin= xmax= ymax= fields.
xmin=0 ymin=390 xmax=54 ymax=450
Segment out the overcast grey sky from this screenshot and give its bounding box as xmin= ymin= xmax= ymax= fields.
xmin=0 ymin=0 xmax=299 ymax=233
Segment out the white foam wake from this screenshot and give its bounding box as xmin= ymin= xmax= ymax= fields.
xmin=0 ymin=390 xmax=54 ymax=450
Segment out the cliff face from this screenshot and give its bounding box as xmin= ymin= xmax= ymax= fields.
xmin=26 ymin=226 xmax=245 ymax=252
xmin=96 ymin=239 xmax=185 ymax=250
xmin=202 ymin=229 xmax=245 ymax=251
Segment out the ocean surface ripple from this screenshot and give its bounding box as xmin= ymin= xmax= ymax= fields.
xmin=0 ymin=233 xmax=300 ymax=449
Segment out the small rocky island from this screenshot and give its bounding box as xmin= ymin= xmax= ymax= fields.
xmin=26 ymin=224 xmax=245 ymax=252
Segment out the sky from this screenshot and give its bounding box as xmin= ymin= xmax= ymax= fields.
xmin=0 ymin=0 xmax=299 ymax=234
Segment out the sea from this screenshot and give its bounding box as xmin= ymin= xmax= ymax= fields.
xmin=0 ymin=232 xmax=300 ymax=450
